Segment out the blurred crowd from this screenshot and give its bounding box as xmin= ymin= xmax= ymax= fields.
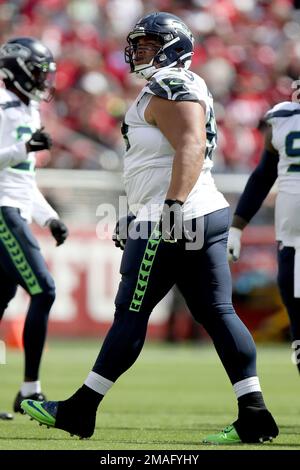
xmin=1 ymin=0 xmax=300 ymax=171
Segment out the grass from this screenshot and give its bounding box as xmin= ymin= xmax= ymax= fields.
xmin=0 ymin=339 xmax=299 ymax=450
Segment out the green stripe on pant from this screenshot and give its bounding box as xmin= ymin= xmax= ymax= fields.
xmin=129 ymin=222 xmax=161 ymax=312
xmin=0 ymin=208 xmax=42 ymax=295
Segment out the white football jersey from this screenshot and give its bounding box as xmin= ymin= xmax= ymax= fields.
xmin=0 ymin=88 xmax=58 ymax=225
xmin=265 ymin=101 xmax=300 ymax=246
xmin=122 ymin=67 xmax=228 ymax=222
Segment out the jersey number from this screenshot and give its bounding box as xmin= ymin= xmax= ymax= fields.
xmin=121 ymin=121 xmax=130 ymax=151
xmin=285 ymin=131 xmax=300 ymax=172
xmin=205 ymin=106 xmax=217 ymax=159
xmin=11 ymin=126 xmax=35 ymax=172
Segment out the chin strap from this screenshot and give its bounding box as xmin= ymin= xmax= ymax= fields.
xmin=134 ymin=57 xmax=192 ymax=80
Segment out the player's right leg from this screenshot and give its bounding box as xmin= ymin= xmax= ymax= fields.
xmin=0 ymin=266 xmax=17 ymax=321
xmin=277 ymin=244 xmax=300 ymax=372
xmin=177 ymin=209 xmax=278 ymax=444
xmin=22 ymin=221 xmax=177 ymax=438
xmin=0 ymin=207 xmax=55 ymax=412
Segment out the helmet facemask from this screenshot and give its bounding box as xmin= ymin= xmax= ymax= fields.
xmin=125 ymin=34 xmax=163 ymax=80
xmin=25 ymin=60 xmax=56 ymax=102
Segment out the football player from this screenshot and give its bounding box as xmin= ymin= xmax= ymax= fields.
xmin=22 ymin=13 xmax=278 ymax=444
xmin=228 ymin=99 xmax=300 ymax=372
xmin=0 ymin=37 xmax=68 ymax=417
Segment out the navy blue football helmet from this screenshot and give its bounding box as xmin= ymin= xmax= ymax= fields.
xmin=0 ymin=37 xmax=56 ymax=101
xmin=125 ymin=12 xmax=194 ymax=79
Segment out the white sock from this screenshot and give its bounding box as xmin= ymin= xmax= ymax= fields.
xmin=233 ymin=376 xmax=262 ymax=399
xmin=84 ymin=371 xmax=114 ymax=396
xmin=20 ymin=380 xmax=41 ymax=397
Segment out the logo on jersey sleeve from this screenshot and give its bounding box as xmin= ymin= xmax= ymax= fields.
xmin=148 ymin=76 xmax=199 ymax=102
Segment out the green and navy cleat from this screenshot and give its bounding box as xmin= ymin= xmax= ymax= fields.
xmin=203 ymin=408 xmax=279 ymax=445
xmin=21 ymin=397 xmax=96 ymax=439
xmin=21 ymin=400 xmax=56 ymax=427
xmin=203 ymin=425 xmax=242 ymax=445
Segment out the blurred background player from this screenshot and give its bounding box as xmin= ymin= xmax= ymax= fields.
xmin=22 ymin=12 xmax=278 ymax=444
xmin=0 ymin=37 xmax=68 ymax=418
xmin=228 ymin=97 xmax=300 ymax=372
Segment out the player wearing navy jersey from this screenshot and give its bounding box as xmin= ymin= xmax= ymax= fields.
xmin=228 ymin=101 xmax=300 ymax=372
xmin=22 ymin=13 xmax=278 ymax=444
xmin=0 ymin=37 xmax=68 ymax=417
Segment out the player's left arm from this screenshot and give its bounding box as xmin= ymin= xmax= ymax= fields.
xmin=32 ymin=184 xmax=69 ymax=246
xmin=227 ymin=126 xmax=279 ymax=261
xmin=232 ymin=125 xmax=279 ymax=229
xmin=145 ymin=96 xmax=206 ymax=203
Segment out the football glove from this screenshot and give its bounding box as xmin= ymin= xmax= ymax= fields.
xmin=26 ymin=127 xmax=52 ymax=152
xmin=160 ymin=199 xmax=184 ymax=243
xmin=112 ymin=213 xmax=136 ymax=250
xmin=227 ymin=227 xmax=242 ymax=261
xmin=47 ymin=219 xmax=69 ymax=246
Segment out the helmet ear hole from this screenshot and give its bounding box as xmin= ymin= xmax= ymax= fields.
xmin=158 ymin=54 xmax=167 ymax=62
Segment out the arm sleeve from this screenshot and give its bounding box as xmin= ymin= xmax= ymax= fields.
xmin=32 ymin=183 xmax=59 ymax=227
xmin=235 ymin=149 xmax=279 ymax=223
xmin=0 ymin=142 xmax=28 ymax=170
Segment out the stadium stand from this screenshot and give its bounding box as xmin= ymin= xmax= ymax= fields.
xmin=0 ymin=0 xmax=299 ymax=172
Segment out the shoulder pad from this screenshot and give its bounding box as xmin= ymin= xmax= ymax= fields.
xmin=0 ymin=88 xmax=21 ymax=110
xmin=146 ymin=69 xmax=200 ymax=102
xmin=265 ymin=101 xmax=300 ymax=120
xmin=0 ymin=100 xmax=21 ymax=110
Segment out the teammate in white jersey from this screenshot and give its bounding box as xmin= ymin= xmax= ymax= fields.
xmin=22 ymin=13 xmax=278 ymax=444
xmin=228 ymin=100 xmax=300 ymax=372
xmin=0 ymin=37 xmax=68 ymax=417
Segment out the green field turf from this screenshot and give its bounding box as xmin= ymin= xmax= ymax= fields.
xmin=0 ymin=339 xmax=299 ymax=450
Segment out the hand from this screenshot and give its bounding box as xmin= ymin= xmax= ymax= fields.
xmin=227 ymin=227 xmax=242 ymax=261
xmin=26 ymin=127 xmax=52 ymax=153
xmin=160 ymin=199 xmax=184 ymax=242
xmin=47 ymin=219 xmax=69 ymax=246
xmin=112 ymin=213 xmax=136 ymax=250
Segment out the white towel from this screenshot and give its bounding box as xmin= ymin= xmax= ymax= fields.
xmin=294 ymin=247 xmax=300 ymax=298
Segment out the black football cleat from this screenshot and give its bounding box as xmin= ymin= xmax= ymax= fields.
xmin=203 ymin=407 xmax=279 ymax=444
xmin=0 ymin=412 xmax=13 ymax=420
xmin=13 ymin=391 xmax=47 ymax=414
xmin=233 ymin=407 xmax=279 ymax=443
xmin=21 ymin=398 xmax=96 ymax=438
